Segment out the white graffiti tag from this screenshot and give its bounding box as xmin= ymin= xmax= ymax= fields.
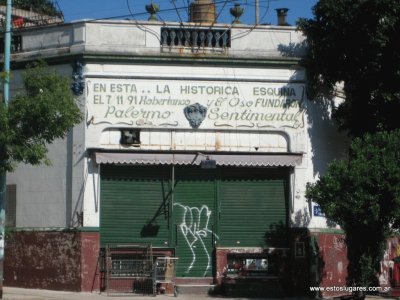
xmin=174 ymin=203 xmax=219 ymax=276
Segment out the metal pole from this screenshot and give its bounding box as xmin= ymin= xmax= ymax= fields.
xmin=3 ymin=0 xmax=12 ymax=103
xmin=170 ymin=163 xmax=175 ymax=246
xmin=0 ymin=174 xmax=5 ymax=300
xmin=0 ymin=0 xmax=12 ymax=298
xmin=255 ymin=0 xmax=259 ymax=24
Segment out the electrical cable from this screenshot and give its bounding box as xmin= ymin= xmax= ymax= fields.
xmin=126 ymin=0 xmax=163 ymax=42
xmin=58 ymin=0 xmax=239 ymax=24
xmin=53 ymin=0 xmax=64 ymax=19
xmin=58 ymin=0 xmax=290 ymax=49
xmin=206 ymin=0 xmax=230 ymax=30
xmin=230 ymin=0 xmax=271 ymax=41
xmin=171 ymin=0 xmax=185 ymax=26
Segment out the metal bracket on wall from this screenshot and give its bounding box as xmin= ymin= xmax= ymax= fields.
xmin=71 ymin=61 xmax=85 ymax=96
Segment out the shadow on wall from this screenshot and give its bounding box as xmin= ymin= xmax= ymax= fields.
xmin=217 ymin=222 xmax=290 ymax=297
xmin=291 ymin=206 xmax=337 ymax=229
xmin=264 ymin=221 xmax=290 ymax=248
xmin=292 ymin=207 xmax=311 ymax=227
xmin=309 ymin=235 xmax=326 ymax=298
xmin=305 ymin=99 xmax=349 ymax=177
xmin=278 ymin=41 xmax=307 ymax=58
xmin=278 ymin=41 xmax=349 ymax=177
xmin=262 ymin=222 xmax=328 ymax=297
xmin=264 ymin=221 xmax=291 ymax=289
xmin=287 ymin=228 xmax=327 ymax=297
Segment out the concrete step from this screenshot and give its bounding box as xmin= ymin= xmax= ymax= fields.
xmin=175 ymin=284 xmax=216 ymax=295
xmin=221 ymin=277 xmax=285 ymax=298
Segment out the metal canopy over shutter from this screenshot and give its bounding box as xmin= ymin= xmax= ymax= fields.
xmin=173 ymin=167 xmax=216 ymax=277
xmin=100 ymin=165 xmax=171 ymax=247
xmin=94 ymin=152 xmax=302 ymax=167
xmin=218 ymin=168 xmax=288 ymax=247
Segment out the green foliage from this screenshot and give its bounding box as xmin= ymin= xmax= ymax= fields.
xmin=0 ymin=61 xmax=82 ymax=172
xmin=298 ymin=0 xmax=400 ymax=137
xmin=0 ymin=0 xmax=63 ymax=17
xmin=306 ymin=130 xmax=400 ymax=286
xmin=301 ymin=0 xmax=400 ymax=290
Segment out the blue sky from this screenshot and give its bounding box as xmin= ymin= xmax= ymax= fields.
xmin=57 ymin=0 xmax=317 ymax=26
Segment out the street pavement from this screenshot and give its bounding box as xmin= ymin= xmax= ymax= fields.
xmin=2 ymin=287 xmax=393 ymax=300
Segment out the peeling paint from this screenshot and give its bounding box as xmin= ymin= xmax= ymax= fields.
xmin=4 ymin=231 xmax=81 ymax=291
xmin=310 ymin=232 xmax=349 ymax=299
xmin=80 ymin=232 xmax=101 ymax=292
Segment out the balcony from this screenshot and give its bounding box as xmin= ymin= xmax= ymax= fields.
xmin=161 ymin=27 xmax=231 ymax=49
xmin=0 ymin=20 xmax=302 ymax=62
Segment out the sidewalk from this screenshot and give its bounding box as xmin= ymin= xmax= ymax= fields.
xmin=2 ymin=287 xmax=393 ymax=300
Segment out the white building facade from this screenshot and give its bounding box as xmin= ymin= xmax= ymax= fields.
xmin=4 ymin=16 xmax=352 ymax=296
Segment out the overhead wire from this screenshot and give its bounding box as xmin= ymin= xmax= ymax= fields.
xmin=126 ymin=0 xmax=163 ymax=42
xmin=187 ymin=0 xmax=235 ymax=50
xmin=200 ymin=0 xmax=249 ymax=49
xmin=230 ymin=0 xmax=271 ymax=41
xmin=60 ymin=0 xmax=242 ymax=24
xmin=59 ymin=0 xmax=288 ymax=24
xmin=150 ymin=0 xmax=240 ymax=49
xmin=171 ymin=0 xmax=185 ymax=25
xmin=170 ymin=0 xmax=193 ymax=40
xmin=53 ymin=0 xmax=64 ymax=19
xmin=207 ymin=0 xmax=230 ymax=29
xmin=58 ymin=0 xmax=288 ymax=50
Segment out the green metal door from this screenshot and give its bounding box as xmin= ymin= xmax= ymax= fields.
xmin=173 ymin=167 xmax=217 ymax=277
xmin=218 ymin=168 xmax=288 ymax=247
xmin=100 ymin=165 xmax=171 ymax=247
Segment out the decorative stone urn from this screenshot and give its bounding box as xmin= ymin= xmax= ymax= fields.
xmin=230 ymin=3 xmax=244 ymax=24
xmin=145 ymin=2 xmax=160 ymax=21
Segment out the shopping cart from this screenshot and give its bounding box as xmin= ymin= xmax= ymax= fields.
xmin=105 ymin=243 xmax=155 ymax=296
xmin=154 ymin=257 xmax=178 ymax=296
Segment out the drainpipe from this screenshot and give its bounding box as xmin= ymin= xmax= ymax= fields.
xmin=0 ymin=1 xmax=12 ymax=298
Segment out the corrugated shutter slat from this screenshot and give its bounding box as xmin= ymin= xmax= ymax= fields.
xmin=173 ymin=168 xmax=216 ymax=277
xmin=100 ymin=165 xmax=171 ymax=247
xmin=219 ymin=168 xmax=288 ymax=247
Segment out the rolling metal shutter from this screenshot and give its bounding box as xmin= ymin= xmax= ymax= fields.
xmin=218 ymin=168 xmax=288 ymax=247
xmin=100 ymin=165 xmax=171 ymax=247
xmin=173 ymin=167 xmax=216 ymax=277
xmin=100 ymin=164 xmax=289 ymax=275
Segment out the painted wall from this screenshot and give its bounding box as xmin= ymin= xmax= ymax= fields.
xmin=4 ymin=19 xmax=351 ymax=295
xmin=80 ymin=231 xmax=102 ymax=292
xmin=6 ymin=20 xmax=319 ymax=231
xmin=312 ymin=232 xmax=349 ymax=298
xmin=84 ymin=65 xmax=306 ymax=150
xmin=4 ymin=230 xmax=103 ymax=292
xmin=12 ymin=21 xmax=302 ymax=64
xmin=6 ymin=64 xmax=86 ymax=228
xmin=4 ymin=230 xmax=81 ymax=291
xmin=82 ymin=62 xmax=308 ymax=229
xmin=81 ymin=62 xmax=348 ymax=232
xmin=8 ymin=20 xmax=333 ymax=232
